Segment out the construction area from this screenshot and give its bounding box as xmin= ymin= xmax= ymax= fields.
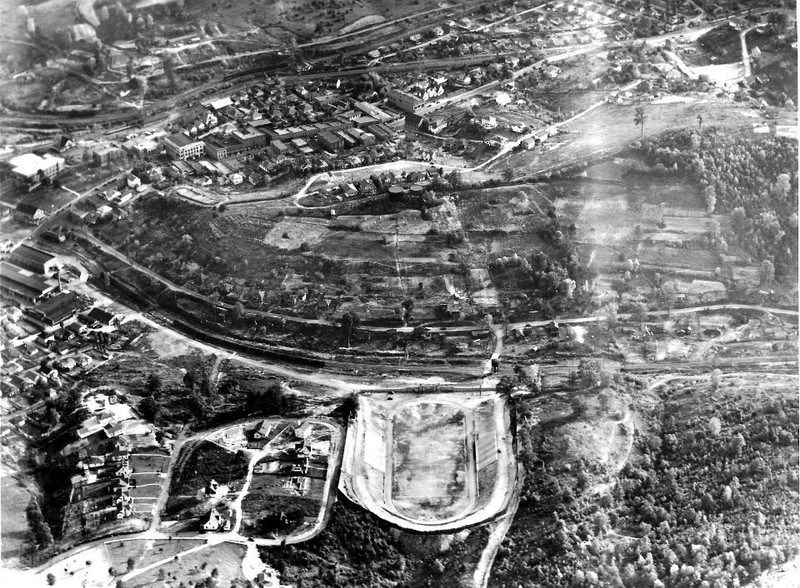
xmin=339 ymin=391 xmax=518 ymax=532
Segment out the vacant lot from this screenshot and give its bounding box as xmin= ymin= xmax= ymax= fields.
xmin=503 ymin=98 xmax=773 ymax=176
xmin=391 ymin=402 xmax=469 ymax=521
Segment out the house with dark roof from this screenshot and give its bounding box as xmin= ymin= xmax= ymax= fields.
xmin=26 ymin=291 xmax=88 ymax=327
xmin=14 ymin=201 xmax=46 ymax=224
xmin=87 ymin=307 xmax=122 ymax=327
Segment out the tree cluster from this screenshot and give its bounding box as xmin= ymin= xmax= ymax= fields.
xmin=492 ymin=386 xmax=799 ymax=587
xmin=636 ymin=130 xmax=798 ymax=279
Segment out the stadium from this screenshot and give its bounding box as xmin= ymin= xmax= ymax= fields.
xmin=339 ymin=391 xmax=518 ymax=532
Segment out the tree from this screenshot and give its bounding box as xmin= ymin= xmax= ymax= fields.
xmin=47 ymin=574 xmax=56 ymax=586
xmin=634 ymin=105 xmax=647 ymax=137
xmin=697 ymin=114 xmax=703 ymax=131
xmin=496 ymin=375 xmax=516 ymax=396
xmin=126 ymin=558 xmax=135 ymax=572
xmin=401 ymin=299 xmax=414 ymax=324
xmin=774 ymin=173 xmax=791 ymax=197
xmin=710 ymin=368 xmax=722 ymax=391
xmin=576 ymin=359 xmax=612 ymax=389
xmin=229 ymin=301 xmax=245 ymax=324
xmin=630 ymin=301 xmax=648 ymax=323
xmin=163 ymin=55 xmax=177 ymax=91
xmin=139 ymin=395 xmax=161 ymax=422
xmin=146 ymin=373 xmax=161 ymax=395
xmin=340 ymin=312 xmax=360 ymax=348
xmin=704 ymin=184 xmax=716 ymax=214
xmin=759 ymin=259 xmax=775 ymax=286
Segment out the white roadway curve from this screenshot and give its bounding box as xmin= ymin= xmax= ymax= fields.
xmin=31 ymin=418 xmax=345 ymax=587
xmin=339 ymin=392 xmax=518 ymax=534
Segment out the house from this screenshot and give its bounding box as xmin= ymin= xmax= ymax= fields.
xmin=14 ymin=202 xmax=46 ymax=224
xmin=8 ymin=244 xmax=58 ymax=275
xmin=253 ymin=420 xmax=272 ymax=439
xmin=205 ymin=479 xmax=219 ymax=497
xmin=203 ymin=508 xmax=231 ymax=531
xmin=54 ymin=134 xmax=75 ymax=153
xmin=87 ymin=307 xmax=121 ymax=327
xmin=230 ymin=172 xmax=243 ymax=185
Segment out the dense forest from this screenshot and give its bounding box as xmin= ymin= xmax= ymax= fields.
xmin=260 ymin=498 xmax=488 ymax=588
xmin=635 ymin=130 xmax=798 ymax=280
xmin=491 ymin=379 xmax=799 ymax=587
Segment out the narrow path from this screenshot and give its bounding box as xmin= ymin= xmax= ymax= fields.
xmin=146 ymin=425 xmax=190 ymax=535
xmin=473 ymin=466 xmax=523 ymax=588
xmin=117 ymin=542 xmax=211 ymax=584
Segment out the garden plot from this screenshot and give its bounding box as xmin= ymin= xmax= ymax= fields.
xmin=391 ymin=403 xmax=470 ymax=521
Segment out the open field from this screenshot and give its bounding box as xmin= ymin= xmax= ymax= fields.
xmin=121 ymin=542 xmax=246 ymax=588
xmin=503 ymin=98 xmax=792 ymax=176
xmin=0 ymin=476 xmax=34 ymax=566
xmin=391 ymin=403 xmax=469 ymax=521
xmin=105 ymin=538 xmax=205 ymax=575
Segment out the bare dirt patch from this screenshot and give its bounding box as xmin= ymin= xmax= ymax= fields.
xmin=391 ymin=403 xmax=469 ymax=521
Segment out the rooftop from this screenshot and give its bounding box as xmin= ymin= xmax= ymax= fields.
xmin=9 ymin=153 xmax=64 ymax=178
xmin=165 ymin=133 xmax=199 ymax=148
xmin=0 ymin=262 xmax=55 ymax=298
xmin=10 ymin=243 xmax=56 ymax=267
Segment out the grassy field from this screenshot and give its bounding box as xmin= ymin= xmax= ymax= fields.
xmin=503 ymin=98 xmax=785 ymax=176
xmin=121 ymin=542 xmax=246 ymax=588
xmin=0 ymin=476 xmax=33 ymax=566
xmin=391 ymin=403 xmax=469 ymax=520
xmin=105 ymin=538 xmax=205 ymax=575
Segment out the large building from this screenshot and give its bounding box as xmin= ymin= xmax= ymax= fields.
xmin=203 ymin=126 xmax=266 ymax=160
xmin=163 ymin=133 xmax=205 ymax=160
xmin=0 ymin=261 xmax=57 ymax=303
xmin=8 ymin=244 xmax=59 ymax=275
xmin=8 ymin=153 xmax=65 ymax=184
xmin=386 ymin=88 xmax=423 ymax=113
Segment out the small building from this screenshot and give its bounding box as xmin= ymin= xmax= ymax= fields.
xmin=87 ymin=307 xmax=121 ymax=327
